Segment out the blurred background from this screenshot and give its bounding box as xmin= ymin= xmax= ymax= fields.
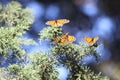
xmin=0 ymin=0 xmax=120 ymax=80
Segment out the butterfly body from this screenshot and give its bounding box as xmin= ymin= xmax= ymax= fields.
xmin=54 ymin=34 xmax=76 ymax=44
xmin=83 ymin=36 xmax=99 ymax=46
xmin=45 ymin=19 xmax=70 ymax=27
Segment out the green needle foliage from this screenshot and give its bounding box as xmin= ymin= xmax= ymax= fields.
xmin=0 ymin=1 xmax=109 ymax=80
xmin=0 ymin=1 xmax=35 ymax=58
xmin=39 ymin=26 xmax=63 ymax=42
xmin=1 ymin=52 xmax=59 ymax=80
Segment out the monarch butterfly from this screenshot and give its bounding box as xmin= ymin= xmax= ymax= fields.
xmin=54 ymin=34 xmax=76 ymax=44
xmin=45 ymin=19 xmax=70 ymax=27
xmin=83 ymin=36 xmax=99 ymax=46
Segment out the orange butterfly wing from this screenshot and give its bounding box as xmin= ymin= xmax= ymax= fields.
xmin=61 ymin=34 xmax=76 ymax=44
xmin=54 ymin=37 xmax=61 ymax=44
xmin=83 ymin=36 xmax=99 ymax=46
xmin=54 ymin=34 xmax=66 ymax=44
xmin=83 ymin=37 xmax=92 ymax=44
xmin=54 ymin=34 xmax=76 ymax=44
xmin=92 ymin=36 xmax=99 ymax=45
xmin=45 ymin=19 xmax=70 ymax=27
xmin=67 ymin=35 xmax=76 ymax=43
xmin=61 ymin=34 xmax=67 ymax=43
xmin=57 ymin=19 xmax=70 ymax=27
xmin=45 ymin=20 xmax=57 ymax=27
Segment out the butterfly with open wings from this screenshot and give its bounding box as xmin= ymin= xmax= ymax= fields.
xmin=83 ymin=36 xmax=99 ymax=46
xmin=54 ymin=34 xmax=76 ymax=44
xmin=45 ymin=19 xmax=70 ymax=27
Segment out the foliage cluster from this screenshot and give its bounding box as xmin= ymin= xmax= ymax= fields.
xmin=0 ymin=1 xmax=109 ymax=80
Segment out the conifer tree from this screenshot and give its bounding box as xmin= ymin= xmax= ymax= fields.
xmin=0 ymin=1 xmax=109 ymax=80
